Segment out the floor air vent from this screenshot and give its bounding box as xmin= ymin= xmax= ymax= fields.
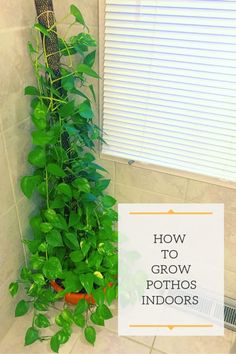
xmin=225 ymin=297 xmax=236 ymax=331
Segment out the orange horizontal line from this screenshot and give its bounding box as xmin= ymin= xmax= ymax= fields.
xmin=129 ymin=211 xmax=213 ymax=215
xmin=129 ymin=324 xmax=213 ymax=329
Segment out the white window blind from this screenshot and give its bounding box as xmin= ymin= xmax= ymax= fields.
xmin=101 ymin=0 xmax=236 ymax=182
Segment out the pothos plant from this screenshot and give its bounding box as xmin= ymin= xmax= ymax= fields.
xmin=8 ymin=4 xmax=118 ymax=353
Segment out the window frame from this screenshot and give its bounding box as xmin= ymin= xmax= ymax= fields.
xmin=98 ymin=0 xmax=236 ymax=190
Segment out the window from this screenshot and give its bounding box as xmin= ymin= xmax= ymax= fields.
xmin=100 ymin=0 xmax=236 ymax=182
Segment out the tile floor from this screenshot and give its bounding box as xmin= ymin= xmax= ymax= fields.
xmin=0 ymin=302 xmax=236 ymax=354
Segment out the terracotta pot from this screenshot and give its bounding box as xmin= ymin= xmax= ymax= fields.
xmin=50 ymin=280 xmax=95 ymax=305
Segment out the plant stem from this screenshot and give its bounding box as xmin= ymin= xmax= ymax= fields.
xmin=40 ymin=336 xmax=51 ymax=341
xmin=39 ymin=96 xmax=67 ymax=103
xmin=50 ymin=304 xmax=62 ymax=311
xmin=45 ymin=168 xmax=49 ymax=209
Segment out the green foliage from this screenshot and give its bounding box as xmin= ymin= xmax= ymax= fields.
xmin=77 ymin=64 xmax=99 ymax=78
xmin=92 ymin=287 xmax=105 ymax=306
xmin=74 ymin=299 xmax=88 ymax=315
xmin=35 ymin=314 xmax=51 ymax=328
xmin=46 ymin=230 xmax=63 ymax=247
xmin=15 ymin=300 xmax=29 ymax=317
xmin=79 ymin=273 xmax=93 ymax=294
xmin=34 ymin=23 xmax=50 ymax=37
xmin=32 ymin=101 xmax=47 ymax=129
xmin=25 ymin=86 xmax=39 ymax=96
xmin=90 ymin=311 xmax=104 ymax=326
xmin=21 ymin=175 xmax=41 ymax=198
xmin=47 ymin=163 xmax=66 ymax=177
xmin=50 ymin=334 xmax=60 ymax=353
xmin=9 ymin=282 xmax=19 ymax=297
xmin=11 ymin=3 xmax=117 ymax=353
xmin=25 ymin=327 xmax=40 ymax=345
xmin=28 ymin=146 xmax=46 ymax=167
xmin=84 ymin=326 xmax=96 ymax=345
xmin=43 ymin=257 xmax=62 ymax=279
xmin=105 ymin=285 xmax=117 ymax=305
xmin=97 ymin=304 xmax=113 ymax=320
xmin=84 ymin=50 xmax=96 ymax=67
xmin=70 ymin=4 xmax=86 ymax=27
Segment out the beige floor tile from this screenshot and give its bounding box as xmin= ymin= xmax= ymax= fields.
xmin=151 ymin=349 xmax=167 ymax=354
xmin=70 ymin=328 xmax=151 ymax=354
xmin=104 ymin=301 xmax=155 ymax=348
xmin=128 ymin=336 xmax=155 ymax=348
xmin=153 ymin=328 xmax=234 ymax=354
xmin=231 ymin=332 xmax=236 ymax=354
xmin=106 ymin=314 xmax=155 ymax=348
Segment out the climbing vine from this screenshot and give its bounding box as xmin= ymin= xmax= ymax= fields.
xmin=9 ymin=5 xmax=117 ymax=352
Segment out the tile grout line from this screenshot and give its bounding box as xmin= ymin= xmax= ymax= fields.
xmin=114 ymin=181 xmax=236 ymax=213
xmin=2 ymin=115 xmax=30 ymax=135
xmin=68 ymin=335 xmax=81 ymax=354
xmin=150 ymin=337 xmax=168 ymax=354
xmin=0 ymin=25 xmax=31 ymax=34
xmin=119 ymin=335 xmax=155 ymax=351
xmin=0 ymin=203 xmax=17 ymax=219
xmin=104 ymin=153 xmax=236 ymax=191
xmin=105 ymin=325 xmax=169 ymax=354
xmin=1 ymin=131 xmax=27 ymax=265
xmin=183 ymin=178 xmax=190 ymax=202
xmin=104 ymin=326 xmax=156 ymax=351
xmin=149 ymin=336 xmax=157 ymax=353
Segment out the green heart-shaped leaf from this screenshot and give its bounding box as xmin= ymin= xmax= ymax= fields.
xmin=47 ymin=163 xmax=66 ymax=177
xmin=28 ymin=146 xmax=46 ymax=167
xmin=46 ymin=230 xmax=63 ymax=247
xmin=77 ymin=64 xmax=99 ymax=78
xmin=42 ymin=257 xmax=62 ymax=280
xmin=15 ymin=300 xmax=29 ymax=317
xmin=24 ymin=327 xmax=39 ymax=346
xmin=35 ymin=314 xmax=50 ymax=328
xmin=70 ymin=5 xmax=85 ymax=26
xmin=9 ymin=282 xmax=19 ymax=297
xmin=84 ymin=326 xmax=96 ymax=345
xmin=79 ymin=273 xmax=93 ymax=294
xmin=20 ymin=175 xmax=41 ymax=198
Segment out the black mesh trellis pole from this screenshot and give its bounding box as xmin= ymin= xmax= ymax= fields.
xmin=34 ymin=0 xmax=60 ymax=79
xmin=34 ymin=0 xmax=70 ymax=153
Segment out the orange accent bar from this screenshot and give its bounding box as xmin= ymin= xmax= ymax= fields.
xmin=129 ymin=209 xmax=213 ymax=215
xmin=129 ymin=324 xmax=213 ymax=329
